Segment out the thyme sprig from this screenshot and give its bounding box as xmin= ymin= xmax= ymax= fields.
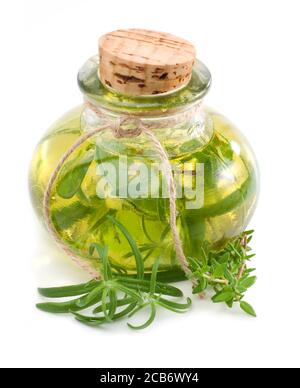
xmin=188 ymin=230 xmax=257 ymax=317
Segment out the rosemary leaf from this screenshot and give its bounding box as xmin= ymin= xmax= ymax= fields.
xmin=93 ymin=297 xmax=135 ymax=314
xmin=75 ymin=285 xmax=104 ymax=308
xmin=155 ymin=297 xmax=192 ymax=312
xmin=38 ymin=280 xmax=99 ymax=298
xmin=115 ymin=277 xmax=183 ymax=297
xmin=127 ymin=303 xmax=157 ymax=330
xmin=36 ymin=290 xmax=103 ymax=314
xmin=107 ymin=216 xmax=144 ymax=280
xmin=150 ymin=257 xmax=161 ymax=295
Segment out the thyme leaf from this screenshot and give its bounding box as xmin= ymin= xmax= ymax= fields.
xmin=189 ymin=230 xmax=257 ymax=316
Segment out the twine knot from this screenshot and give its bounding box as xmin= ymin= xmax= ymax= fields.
xmin=113 ymin=116 xmax=144 ymax=139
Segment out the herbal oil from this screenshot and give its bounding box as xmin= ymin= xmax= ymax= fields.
xmin=30 ymin=107 xmax=258 ymax=274
xmin=29 ymin=29 xmax=258 ymax=275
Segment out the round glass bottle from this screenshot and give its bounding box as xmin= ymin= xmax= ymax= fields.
xmin=29 ymin=31 xmax=259 ymax=276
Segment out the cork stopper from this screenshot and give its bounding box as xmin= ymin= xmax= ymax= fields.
xmin=99 ymin=29 xmax=196 ymax=96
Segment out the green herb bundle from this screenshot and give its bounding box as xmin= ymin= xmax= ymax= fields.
xmin=37 ymin=219 xmax=257 ymax=329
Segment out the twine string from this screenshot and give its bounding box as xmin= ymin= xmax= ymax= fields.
xmin=43 ymin=101 xmax=193 ymax=281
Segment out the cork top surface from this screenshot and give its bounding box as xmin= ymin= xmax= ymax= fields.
xmin=99 ymin=29 xmax=196 ymax=66
xmin=98 ymin=29 xmax=196 ymax=96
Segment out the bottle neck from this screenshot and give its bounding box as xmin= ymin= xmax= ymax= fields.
xmin=78 ymin=55 xmax=213 ymax=157
xmin=78 ymin=55 xmax=211 ymax=115
xmin=81 ymin=99 xmax=213 ymax=158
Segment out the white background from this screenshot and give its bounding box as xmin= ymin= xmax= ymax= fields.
xmin=0 ymin=0 xmax=299 ymax=368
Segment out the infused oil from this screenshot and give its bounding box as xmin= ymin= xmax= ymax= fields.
xmin=29 ymin=29 xmax=258 ymax=275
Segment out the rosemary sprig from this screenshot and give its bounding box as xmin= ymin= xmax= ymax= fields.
xmin=188 ymin=230 xmax=257 ymax=317
xmin=37 ymin=218 xmax=191 ymax=329
xmin=37 ymin=251 xmax=190 ymax=328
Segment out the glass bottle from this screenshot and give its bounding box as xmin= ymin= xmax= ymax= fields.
xmin=29 ymin=29 xmax=259 ymax=277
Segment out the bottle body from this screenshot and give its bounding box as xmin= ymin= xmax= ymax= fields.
xmin=29 ymin=103 xmax=258 ymax=274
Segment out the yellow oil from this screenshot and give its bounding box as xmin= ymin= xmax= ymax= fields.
xmin=29 ymin=105 xmax=258 ymax=274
